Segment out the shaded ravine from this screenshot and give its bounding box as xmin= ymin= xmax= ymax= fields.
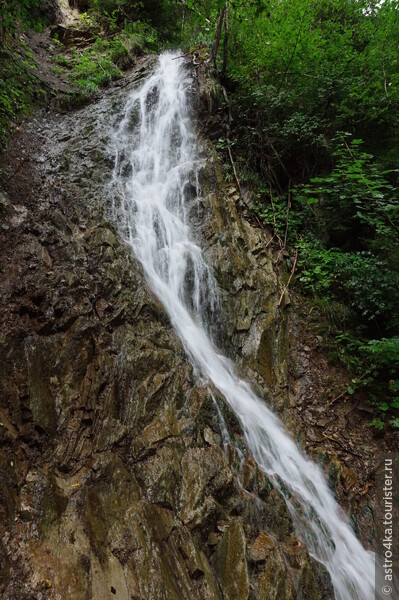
xmin=109 ymin=52 xmax=376 ymax=600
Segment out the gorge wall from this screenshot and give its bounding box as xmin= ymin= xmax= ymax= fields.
xmin=0 ymin=57 xmax=336 ymax=599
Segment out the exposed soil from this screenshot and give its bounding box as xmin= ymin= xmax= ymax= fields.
xmin=288 ymin=293 xmax=398 ymax=547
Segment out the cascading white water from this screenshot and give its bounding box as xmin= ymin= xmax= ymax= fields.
xmin=110 ymin=52 xmax=376 ymax=600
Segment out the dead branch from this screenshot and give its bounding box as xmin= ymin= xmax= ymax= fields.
xmin=267 ymin=179 xmax=284 ymax=248
xmin=264 ymin=130 xmax=292 ymax=182
xmin=277 ymin=10 xmax=307 ymax=93
xmin=307 ymin=436 xmax=361 ymax=458
xmin=172 ymin=51 xmax=195 ymax=60
xmin=1 ymin=157 xmax=29 ymax=185
xmin=344 ymin=397 xmax=361 ymax=426
xmin=277 ymin=249 xmax=298 ymax=307
xmin=283 ymin=179 xmax=292 ymax=249
xmin=329 ymin=373 xmax=367 ymax=406
xmin=322 ymin=435 xmax=362 ymax=458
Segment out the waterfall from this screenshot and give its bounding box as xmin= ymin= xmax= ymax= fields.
xmin=109 ymin=52 xmax=376 ymax=600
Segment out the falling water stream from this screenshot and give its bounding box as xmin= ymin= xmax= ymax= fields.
xmin=109 ymin=52 xmax=377 ymax=600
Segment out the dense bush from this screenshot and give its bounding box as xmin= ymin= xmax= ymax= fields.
xmin=0 ymin=0 xmax=44 ymax=149
xmin=297 ymin=245 xmax=399 ymax=330
xmin=250 ymin=131 xmax=399 ymax=428
xmin=0 ymin=0 xmax=40 ymax=40
xmin=295 ymin=135 xmax=399 ymax=254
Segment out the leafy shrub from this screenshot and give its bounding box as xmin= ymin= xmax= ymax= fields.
xmin=69 ymin=41 xmax=123 ymax=93
xmin=295 ymin=134 xmax=399 ymax=253
xmin=0 ymin=44 xmax=41 ymax=147
xmin=327 ymin=333 xmax=399 ymax=429
xmin=88 ymin=0 xmax=178 ymax=41
xmin=53 ymin=21 xmax=157 ymax=96
xmin=1 ymin=0 xmax=40 ymax=39
xmin=297 ymin=243 xmax=399 ymax=331
xmin=361 ymin=337 xmax=399 ymax=429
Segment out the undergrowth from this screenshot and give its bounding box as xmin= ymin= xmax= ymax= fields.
xmin=248 ymin=134 xmax=399 ymax=431
xmin=0 ymin=42 xmax=44 ymax=148
xmin=0 ymin=4 xmax=157 ymax=146
xmin=52 ymin=20 xmax=157 ymax=96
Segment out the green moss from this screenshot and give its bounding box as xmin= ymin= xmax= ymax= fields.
xmin=327 ymin=461 xmax=340 ymax=491
xmin=51 ymin=26 xmax=155 ymax=97
xmin=0 ymin=43 xmax=43 ymax=147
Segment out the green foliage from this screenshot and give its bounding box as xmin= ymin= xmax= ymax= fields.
xmin=249 ymin=131 xmax=399 ymax=430
xmin=0 ymin=0 xmax=41 ymax=38
xmin=52 ymin=21 xmax=157 ymax=96
xmin=0 ymin=0 xmax=160 ymax=145
xmin=88 ymin=0 xmax=181 ymax=42
xmin=252 ymin=190 xmax=313 ymax=246
xmin=295 ymin=238 xmax=399 ymax=429
xmin=297 ymin=243 xmax=399 ymax=329
xmin=361 ymin=338 xmax=399 ymax=428
xmin=225 ymin=0 xmax=399 ymax=176
xmin=295 ymin=134 xmax=399 ymax=252
xmin=320 ymin=332 xmax=399 ymax=429
xmin=0 ymin=0 xmax=56 ymax=145
xmin=66 ymin=42 xmax=123 ymax=94
xmin=0 ymin=44 xmax=40 ymax=147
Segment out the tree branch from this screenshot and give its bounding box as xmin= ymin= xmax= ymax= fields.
xmin=220 ymin=1 xmax=229 ymax=77
xmin=277 ymin=249 xmax=298 ymax=307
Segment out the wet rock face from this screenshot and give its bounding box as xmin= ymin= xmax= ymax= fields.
xmin=0 ymin=59 xmax=332 ymax=599
xmin=190 ymin=147 xmax=290 ymax=416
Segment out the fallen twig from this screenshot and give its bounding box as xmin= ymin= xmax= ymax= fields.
xmin=322 ymin=435 xmax=362 ymax=458
xmin=1 ymin=157 xmax=29 ymax=185
xmin=277 ymin=249 xmax=298 ymax=307
xmin=265 ymin=234 xmax=276 ymax=249
xmin=307 ymin=436 xmax=362 ymax=458
xmin=283 ymin=179 xmax=292 ymax=249
xmin=329 ymin=373 xmax=367 ymax=406
xmin=344 ymin=397 xmax=361 ymax=425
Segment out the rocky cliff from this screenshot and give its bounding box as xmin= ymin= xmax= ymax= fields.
xmin=0 ymin=57 xmax=335 ymax=599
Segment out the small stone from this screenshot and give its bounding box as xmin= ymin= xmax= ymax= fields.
xmin=340 ymin=466 xmax=357 ymax=493
xmin=248 ymin=532 xmax=274 ymax=562
xmin=217 ymin=520 xmax=229 ymax=532
xmin=203 ymin=427 xmax=218 ymax=445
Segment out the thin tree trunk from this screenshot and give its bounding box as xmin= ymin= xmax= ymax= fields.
xmin=220 ymin=2 xmax=229 ymax=77
xmin=209 ymin=6 xmax=225 ymax=65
